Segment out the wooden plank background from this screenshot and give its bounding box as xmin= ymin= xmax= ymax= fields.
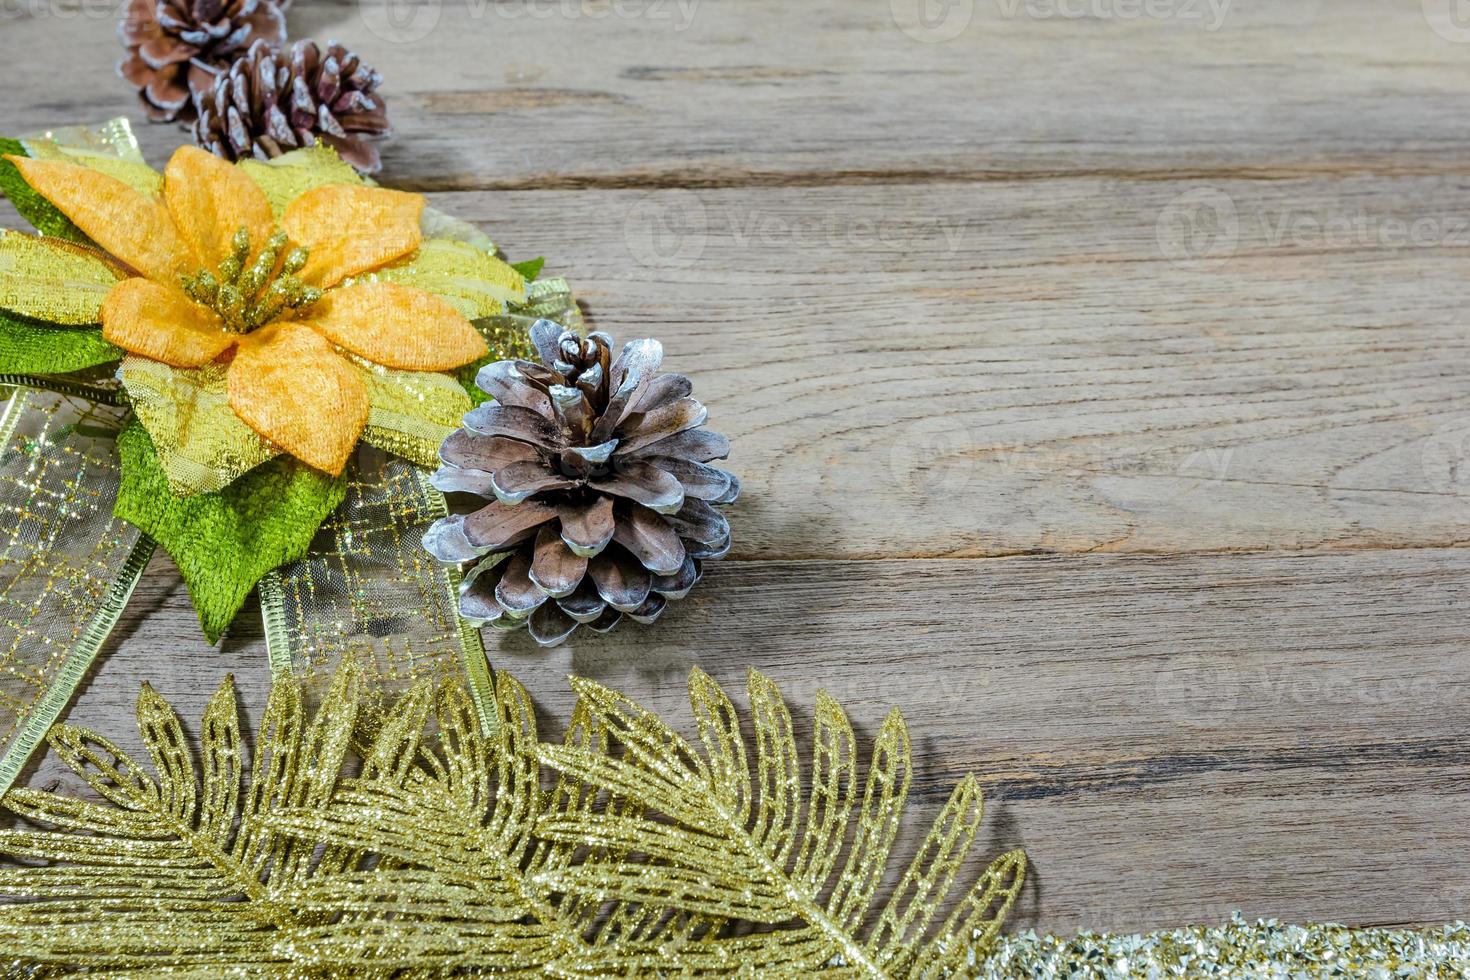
xmin=4 ymin=0 xmax=1470 ymax=937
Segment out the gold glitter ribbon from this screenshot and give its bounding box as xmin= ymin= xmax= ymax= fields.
xmin=257 ymin=448 xmax=495 ymax=734
xmin=0 ymin=387 xmax=150 ymax=796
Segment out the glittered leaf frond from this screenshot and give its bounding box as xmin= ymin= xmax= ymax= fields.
xmin=0 ymin=665 xmax=1024 ymax=976
xmin=534 ymin=668 xmax=1028 ymax=977
xmin=0 ymin=662 xmax=385 ymax=970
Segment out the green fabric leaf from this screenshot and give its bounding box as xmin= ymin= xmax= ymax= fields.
xmin=0 ymin=139 xmax=89 ymax=244
xmin=0 ymin=309 xmax=122 ymax=374
xmin=510 ymin=257 xmax=544 ymax=282
xmin=115 ymin=421 xmax=347 ymax=643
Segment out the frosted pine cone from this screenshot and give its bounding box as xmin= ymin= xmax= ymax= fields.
xmin=193 ymin=39 xmax=391 ymax=174
xmin=424 ymin=321 xmax=739 ymax=647
xmin=118 ymin=0 xmax=286 ymax=122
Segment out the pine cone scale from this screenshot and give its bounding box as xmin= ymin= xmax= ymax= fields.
xmin=119 ymin=0 xmax=284 ymax=122
xmin=613 ymin=505 xmax=686 ymax=575
xmin=465 ymin=403 xmax=568 ymax=451
xmin=439 ymin=431 xmax=538 ymax=473
xmin=590 ymin=550 xmax=652 ymax=613
xmin=587 ymin=462 xmax=685 ymax=514
xmin=558 ymin=581 xmax=607 ymax=623
xmin=426 ymin=322 xmax=738 ymax=647
xmin=462 ymin=499 xmax=556 ymax=553
xmin=630 ymin=427 xmax=731 ymax=463
xmin=192 ymin=39 xmax=389 ymax=174
xmin=559 ymin=497 xmax=616 ymax=557
xmin=529 ymin=527 xmax=587 ymax=598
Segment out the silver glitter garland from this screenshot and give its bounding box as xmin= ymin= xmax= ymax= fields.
xmin=977 ymin=913 xmax=1470 ymax=978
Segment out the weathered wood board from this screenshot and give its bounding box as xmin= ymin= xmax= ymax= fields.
xmin=2 ymin=0 xmax=1468 ymax=939
xmin=21 ymin=549 xmax=1470 ymax=934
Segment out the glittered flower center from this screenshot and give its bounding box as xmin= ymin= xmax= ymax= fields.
xmin=179 ymin=226 xmax=323 ymax=333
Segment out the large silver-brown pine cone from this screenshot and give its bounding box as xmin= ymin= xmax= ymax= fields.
xmin=192 ymin=39 xmax=391 ymax=174
xmin=424 ymin=321 xmax=739 ymax=648
xmin=118 ymin=0 xmax=287 ymax=123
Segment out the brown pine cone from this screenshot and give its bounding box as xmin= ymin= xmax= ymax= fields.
xmin=118 ymin=0 xmax=286 ymax=123
xmin=423 ymin=321 xmax=740 ymax=648
xmin=192 ymin=39 xmax=392 ymax=175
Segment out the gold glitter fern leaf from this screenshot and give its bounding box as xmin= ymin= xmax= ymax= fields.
xmin=0 ymin=664 xmax=1025 ymax=976
xmin=533 ymin=669 xmax=1027 ymax=977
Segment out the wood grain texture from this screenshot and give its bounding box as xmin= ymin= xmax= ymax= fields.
xmin=448 ymin=176 xmax=1470 ymax=558
xmin=2 ymin=1 xmax=1469 ymax=188
xmin=2 ymin=0 xmax=1468 ymax=942
xmin=24 ymin=548 xmax=1470 ymax=935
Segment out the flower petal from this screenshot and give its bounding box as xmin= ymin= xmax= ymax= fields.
xmin=101 ymin=278 xmax=233 ymax=368
xmin=227 ymin=322 xmax=370 ymax=475
xmin=119 ymin=356 xmax=279 ymax=495
xmin=163 ymin=145 xmax=276 ymax=270
xmin=5 ymin=154 xmax=187 ymax=283
xmin=281 ymin=183 xmax=423 ymax=287
xmin=372 ymin=238 xmax=525 ymax=319
xmin=302 ymin=281 xmax=486 ymax=371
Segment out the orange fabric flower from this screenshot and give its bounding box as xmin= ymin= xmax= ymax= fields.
xmin=5 ymin=146 xmax=488 ymax=475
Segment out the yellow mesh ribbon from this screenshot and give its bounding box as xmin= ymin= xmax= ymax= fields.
xmin=239 ymin=145 xmax=366 ymax=216
xmin=121 ymin=353 xmax=472 ymax=493
xmin=20 ymin=139 xmax=163 ymax=197
xmin=356 ymin=358 xmax=470 ymax=468
xmin=0 ymin=388 xmax=150 ymax=796
xmin=357 ymin=238 xmax=526 ymax=319
xmin=0 ymin=231 xmax=124 ymax=325
xmin=20 ymin=118 xmax=149 ymax=168
xmin=119 ymin=356 xmax=281 ymax=495
xmin=258 ymin=448 xmax=493 ymax=731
